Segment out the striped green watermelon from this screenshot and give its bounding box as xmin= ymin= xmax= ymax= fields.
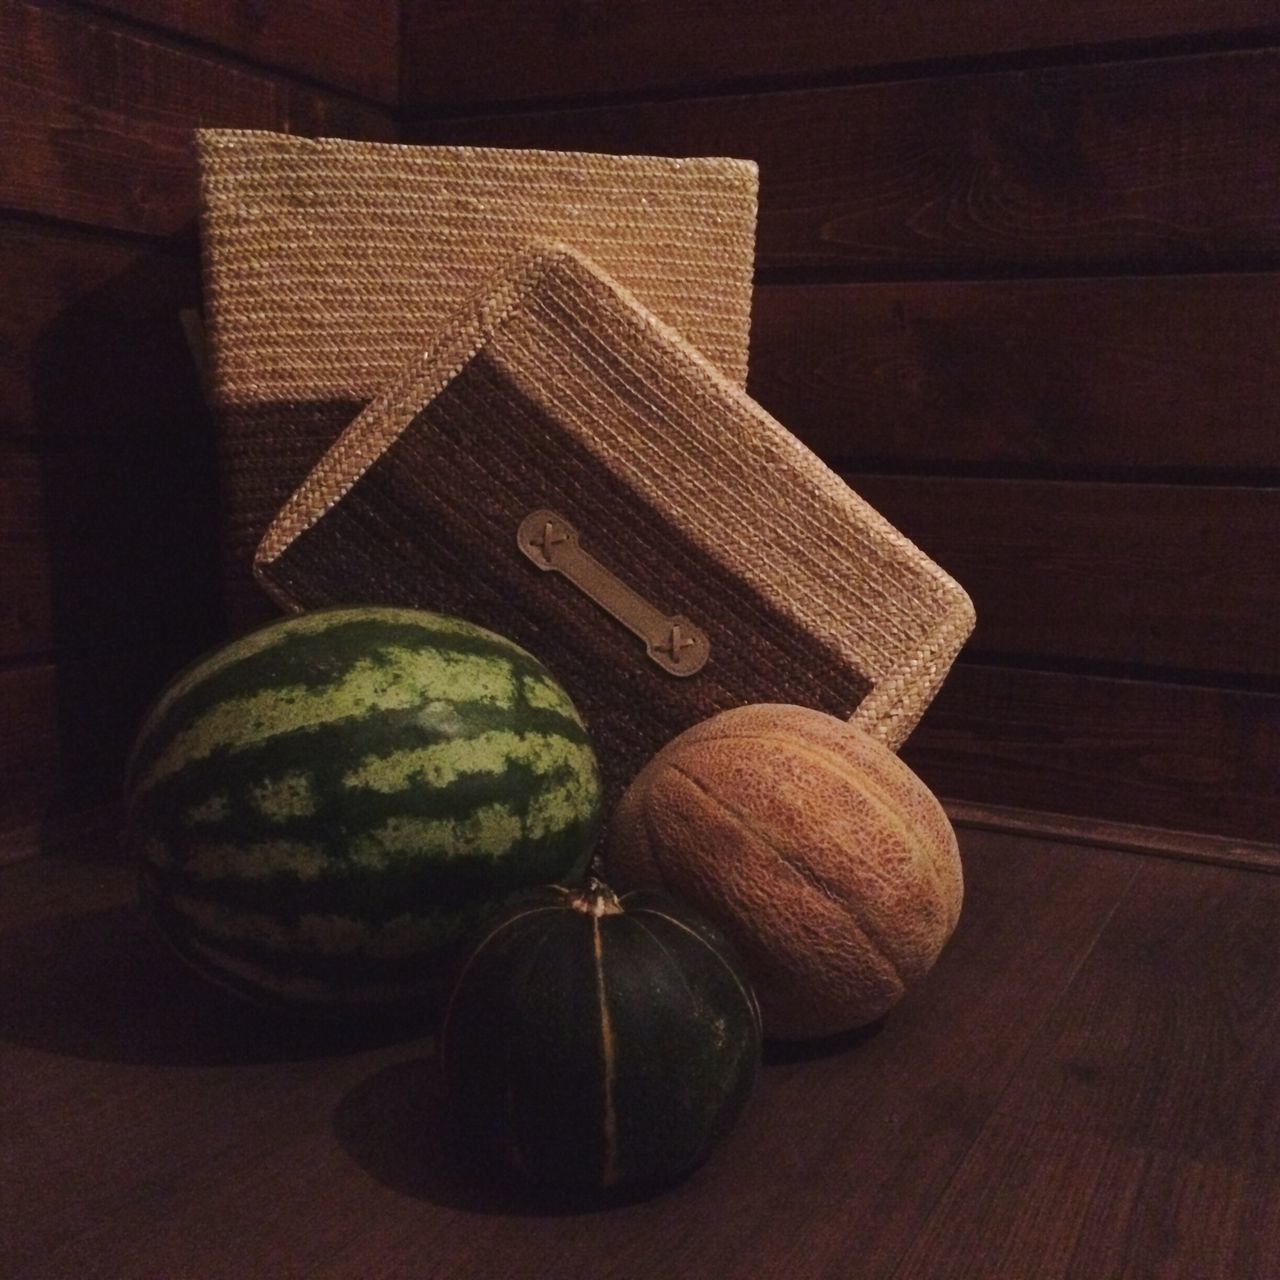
xmin=125 ymin=606 xmax=603 ymax=1017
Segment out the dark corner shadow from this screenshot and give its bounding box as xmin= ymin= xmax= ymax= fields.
xmin=334 ymin=1058 xmax=685 ymax=1218
xmin=763 ymin=1019 xmax=885 ymax=1065
xmin=29 ymin=224 xmax=228 ymax=854
xmin=0 ymin=896 xmax=417 ymax=1068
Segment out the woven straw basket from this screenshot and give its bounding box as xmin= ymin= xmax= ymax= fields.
xmin=256 ymin=244 xmax=975 ymax=799
xmin=195 ymin=129 xmax=760 ymax=627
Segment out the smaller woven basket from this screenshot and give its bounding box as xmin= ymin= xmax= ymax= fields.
xmin=257 ymin=243 xmax=974 ymax=797
xmin=196 ymin=129 xmax=759 ymax=626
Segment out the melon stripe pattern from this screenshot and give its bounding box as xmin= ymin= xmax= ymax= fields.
xmin=127 ymin=607 xmax=603 ymax=1013
xmin=440 ymin=882 xmax=762 ymax=1193
xmin=603 ymin=702 xmax=962 ymax=1039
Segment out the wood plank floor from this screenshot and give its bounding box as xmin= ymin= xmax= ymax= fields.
xmin=2 ymin=827 xmax=1278 ymax=1279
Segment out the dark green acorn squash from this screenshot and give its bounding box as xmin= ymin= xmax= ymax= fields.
xmin=440 ymin=879 xmax=761 ymax=1195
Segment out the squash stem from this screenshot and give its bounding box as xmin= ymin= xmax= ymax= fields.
xmin=571 ymin=877 xmax=625 ymax=917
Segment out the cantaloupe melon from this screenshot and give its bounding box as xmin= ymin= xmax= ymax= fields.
xmin=602 ymin=704 xmax=962 ymax=1039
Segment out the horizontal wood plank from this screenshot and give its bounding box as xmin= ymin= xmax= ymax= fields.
xmin=894 ymin=1118 xmax=1280 ymax=1279
xmin=1 ymin=0 xmax=395 ymax=237
xmin=411 ymin=48 xmax=1280 ymax=275
xmin=682 ymin=835 xmax=1139 ymax=1280
xmin=945 ymin=798 xmax=1280 ymax=875
xmin=897 ymin=854 xmax=1280 ymax=1277
xmin=0 ymin=831 xmax=1140 ymax=1279
xmin=0 ymin=220 xmax=201 ymax=438
xmin=0 ymin=446 xmax=223 ymax=662
xmin=7 ymin=835 xmax=1278 ymax=1277
xmin=12 ymin=461 xmax=1275 ymax=727
xmin=752 ymin=274 xmax=1280 ymax=475
xmin=75 ymin=0 xmax=399 ymax=103
xmin=404 ymin=0 xmax=1280 ymax=106
xmin=847 ymin=475 xmax=1280 ymax=680
xmin=906 ymin=663 xmax=1280 ymax=845
xmin=993 ymin=856 xmax=1280 ymax=1170
xmin=4 ymin=652 xmax=1274 ymax=856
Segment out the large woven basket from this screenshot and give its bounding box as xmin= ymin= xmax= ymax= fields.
xmin=195 ymin=129 xmax=759 ymax=627
xmin=256 ymin=243 xmax=975 ymax=799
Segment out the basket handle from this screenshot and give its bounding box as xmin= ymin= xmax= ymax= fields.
xmin=517 ymin=509 xmax=709 ymax=678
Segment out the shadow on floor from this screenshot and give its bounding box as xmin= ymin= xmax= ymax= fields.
xmin=763 ymin=1020 xmax=885 ymax=1064
xmin=333 ymin=1055 xmax=702 ymax=1218
xmin=0 ymin=898 xmax=416 ymax=1067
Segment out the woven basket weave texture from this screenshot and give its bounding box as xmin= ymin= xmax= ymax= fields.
xmin=257 ymin=244 xmax=975 ymax=797
xmin=196 ymin=129 xmax=759 ymax=626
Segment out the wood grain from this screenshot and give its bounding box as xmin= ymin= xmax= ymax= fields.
xmin=0 ymin=849 xmax=442 ymax=1278
xmin=5 ymin=652 xmax=1274 ymax=867
xmin=7 ymin=835 xmax=1277 ymax=1277
xmin=0 ymin=0 xmax=395 ymax=237
xmin=995 ymin=856 xmax=1280 ymax=1169
xmin=403 ymin=0 xmax=1280 ymax=106
xmin=6 ymin=465 xmax=1278 ymax=852
xmin=288 ymin=833 xmax=1136 ymax=1280
xmin=667 ymin=833 xmax=1140 ymax=1280
xmin=846 ymin=476 xmax=1280 ymax=679
xmin=0 ymin=829 xmax=1141 ymax=1279
xmin=751 ymin=274 xmax=1280 ymax=475
xmin=945 ymin=798 xmax=1280 ymax=875
xmin=411 ymin=48 xmax=1280 ymax=275
xmin=906 ymin=663 xmax=1280 ymax=845
xmin=74 ymin=0 xmax=399 ymax=103
xmin=894 ymin=855 xmax=1280 ymax=1278
xmin=893 ymin=1119 xmax=1280 ymax=1279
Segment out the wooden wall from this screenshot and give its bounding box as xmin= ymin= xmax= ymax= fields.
xmin=3 ymin=1 xmax=1277 ymax=860
xmin=402 ymin=5 xmax=1280 ymax=849
xmin=0 ymin=0 xmax=397 ymax=858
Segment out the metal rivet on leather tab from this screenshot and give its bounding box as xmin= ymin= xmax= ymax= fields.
xmin=517 ymin=509 xmax=709 ymax=677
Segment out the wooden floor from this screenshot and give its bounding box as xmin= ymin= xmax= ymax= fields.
xmin=3 ymin=826 xmax=1280 ymax=1279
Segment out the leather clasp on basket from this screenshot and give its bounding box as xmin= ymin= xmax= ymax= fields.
xmin=517 ymin=509 xmax=710 ymax=678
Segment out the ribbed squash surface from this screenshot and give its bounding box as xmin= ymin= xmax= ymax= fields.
xmin=604 ymin=704 xmax=962 ymax=1039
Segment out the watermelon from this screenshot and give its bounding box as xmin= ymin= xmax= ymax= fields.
xmin=125 ymin=606 xmax=603 ymax=1016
